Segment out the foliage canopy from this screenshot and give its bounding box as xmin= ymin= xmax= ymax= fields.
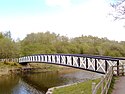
xmin=1 ymin=31 xmax=125 ymax=58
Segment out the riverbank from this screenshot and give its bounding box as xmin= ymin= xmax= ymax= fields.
xmin=50 ymin=72 xmax=117 ymax=94
xmin=0 ymin=62 xmax=104 ymax=94
xmin=0 ymin=61 xmax=22 ymax=76
xmin=46 ymin=78 xmax=100 ymax=94
xmin=0 ymin=62 xmax=79 ymax=76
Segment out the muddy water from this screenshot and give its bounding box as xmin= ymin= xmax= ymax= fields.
xmin=0 ymin=69 xmax=102 ymax=94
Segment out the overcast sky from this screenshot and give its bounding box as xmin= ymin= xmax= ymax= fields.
xmin=0 ymin=0 xmax=125 ymax=41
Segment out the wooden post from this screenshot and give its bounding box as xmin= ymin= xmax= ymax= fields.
xmin=92 ymin=82 xmax=96 ymax=94
xmin=112 ymin=66 xmax=114 ymax=76
xmin=101 ymin=76 xmax=104 ymax=94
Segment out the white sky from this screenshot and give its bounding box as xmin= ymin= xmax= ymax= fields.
xmin=0 ymin=0 xmax=125 ymax=41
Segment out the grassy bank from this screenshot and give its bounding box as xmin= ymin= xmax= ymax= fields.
xmin=0 ymin=62 xmax=22 ymax=75
xmin=29 ymin=63 xmax=63 ymax=71
xmin=28 ymin=63 xmax=78 ymax=73
xmin=0 ymin=62 xmax=73 ymax=75
xmin=108 ymin=76 xmax=118 ymax=94
xmin=53 ymin=75 xmax=118 ymax=94
xmin=53 ymin=79 xmax=100 ymax=94
xmin=0 ymin=62 xmax=21 ymax=68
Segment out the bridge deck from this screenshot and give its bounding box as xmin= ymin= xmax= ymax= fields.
xmin=18 ymin=54 xmax=125 ymax=74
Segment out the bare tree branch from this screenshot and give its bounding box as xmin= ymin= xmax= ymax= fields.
xmin=110 ymin=0 xmax=125 ymax=20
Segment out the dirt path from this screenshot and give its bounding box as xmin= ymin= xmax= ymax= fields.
xmin=112 ymin=76 xmax=125 ymax=94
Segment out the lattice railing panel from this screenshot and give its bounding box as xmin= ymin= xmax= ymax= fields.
xmin=19 ymin=54 xmax=124 ymax=74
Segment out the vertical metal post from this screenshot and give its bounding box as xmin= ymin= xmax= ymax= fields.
xmin=122 ymin=65 xmax=124 ymax=76
xmin=95 ymin=59 xmax=97 ymax=71
xmin=65 ymin=56 xmax=67 ymax=64
xmin=47 ymin=55 xmax=49 ymax=62
xmin=77 ymin=57 xmax=80 ymax=67
xmin=55 ymin=55 xmax=57 ymax=63
xmin=51 ymin=56 xmax=52 ymax=62
xmin=86 ymin=58 xmax=88 ymax=69
xmin=36 ymin=55 xmax=38 ymax=61
xmin=117 ymin=60 xmax=119 ymax=76
xmin=60 ymin=55 xmax=62 ymax=64
xmin=71 ymin=57 xmax=73 ymax=66
xmin=105 ymin=60 xmax=108 ymax=72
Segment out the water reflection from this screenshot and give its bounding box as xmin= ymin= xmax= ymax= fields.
xmin=0 ymin=70 xmax=102 ymax=94
xmin=21 ymin=72 xmax=65 ymax=93
xmin=0 ymin=75 xmax=19 ymax=94
xmin=12 ymin=79 xmax=43 ymax=94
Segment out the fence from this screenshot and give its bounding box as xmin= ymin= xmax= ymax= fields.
xmin=92 ymin=65 xmax=125 ymax=94
xmin=113 ymin=65 xmax=124 ymax=76
xmin=92 ymin=66 xmax=113 ymax=94
xmin=0 ymin=58 xmax=18 ymax=63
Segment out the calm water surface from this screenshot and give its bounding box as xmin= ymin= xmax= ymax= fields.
xmin=0 ymin=69 xmax=102 ymax=94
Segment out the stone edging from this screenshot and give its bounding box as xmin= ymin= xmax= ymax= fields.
xmin=46 ymin=81 xmax=83 ymax=94
xmin=46 ymin=76 xmax=102 ymax=94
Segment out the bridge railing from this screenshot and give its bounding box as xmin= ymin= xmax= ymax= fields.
xmin=92 ymin=64 xmax=125 ymax=94
xmin=0 ymin=58 xmax=18 ymax=63
xmin=92 ymin=66 xmax=113 ymax=94
xmin=113 ymin=65 xmax=124 ymax=76
xmin=19 ymin=54 xmax=123 ymax=74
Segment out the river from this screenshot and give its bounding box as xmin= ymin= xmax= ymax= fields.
xmin=0 ymin=69 xmax=102 ymax=94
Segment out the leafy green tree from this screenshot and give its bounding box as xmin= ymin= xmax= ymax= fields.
xmin=20 ymin=31 xmax=125 ymax=57
xmin=0 ymin=31 xmax=20 ymax=59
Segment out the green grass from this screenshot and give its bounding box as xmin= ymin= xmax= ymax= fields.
xmin=53 ymin=79 xmax=100 ymax=94
xmin=0 ymin=62 xmax=22 ymax=68
xmin=52 ymin=76 xmax=119 ymax=94
xmin=29 ymin=63 xmax=64 ymax=71
xmin=108 ymin=76 xmax=118 ymax=94
xmin=0 ymin=62 xmax=22 ymax=75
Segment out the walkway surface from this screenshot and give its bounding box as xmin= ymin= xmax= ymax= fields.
xmin=112 ymin=76 xmax=125 ymax=94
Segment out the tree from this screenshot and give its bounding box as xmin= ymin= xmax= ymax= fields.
xmin=4 ymin=31 xmax=12 ymax=39
xmin=20 ymin=31 xmax=125 ymax=57
xmin=0 ymin=32 xmax=20 ymax=59
xmin=110 ymin=0 xmax=125 ymax=20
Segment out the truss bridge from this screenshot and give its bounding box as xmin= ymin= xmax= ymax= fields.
xmin=19 ymin=54 xmax=125 ymax=74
